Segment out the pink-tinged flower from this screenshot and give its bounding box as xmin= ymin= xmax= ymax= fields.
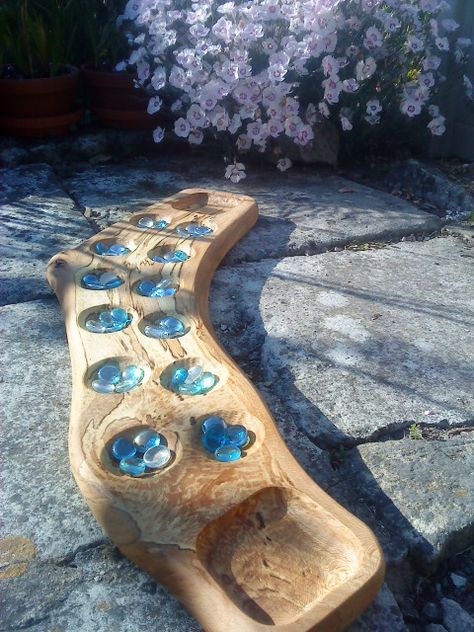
xmin=284 ymin=115 xmax=302 ymax=138
xmin=267 ymin=117 xmax=284 ymax=137
xmin=188 ymin=129 xmax=204 ymax=144
xmin=436 ymin=37 xmax=449 ymax=52
xmin=428 ymin=116 xmax=446 ymax=136
xmin=428 ymin=104 xmax=440 ymax=117
xmin=366 ymin=99 xmax=382 ymax=115
xmin=225 ymin=162 xmax=246 ymax=183
xmin=346 ymin=45 xmax=359 ymax=58
xmin=189 ymin=23 xmax=209 ymax=38
xmin=247 ymin=120 xmax=266 ymax=142
xmin=356 ymin=57 xmax=377 ymax=81
xmin=306 ymin=103 xmax=317 ymax=125
xmin=171 ymin=99 xmax=183 ymax=113
xmin=217 ymin=2 xmax=235 ymax=14
xmin=277 ymin=158 xmax=292 ymax=172
xmin=228 ymin=114 xmax=242 ymax=134
xmin=346 ymin=16 xmax=361 ymax=31
xmin=407 ymin=35 xmax=424 ymax=53
xmin=294 ymin=123 xmax=314 ymax=146
xmin=124 ymin=0 xmax=140 ymax=20
xmin=153 ymin=126 xmax=165 ymax=143
xmin=364 ymin=27 xmax=383 ymax=49
xmin=400 ymin=98 xmax=422 ymax=117
xmin=262 ymin=38 xmax=277 ymax=54
xmin=322 ymin=55 xmax=338 ymax=77
xmin=151 ymin=67 xmax=166 ymax=90
xmin=236 ymin=134 xmax=251 ymax=151
xmin=283 ymin=97 xmax=299 ymax=116
xmin=186 ymin=104 xmax=206 ymax=128
xmin=212 ymin=17 xmax=233 ymax=43
xmin=383 ymin=15 xmax=400 ymax=32
xmin=340 ymin=116 xmax=353 ymax=131
xmin=174 ymin=118 xmax=191 ymax=138
xmin=318 ymin=102 xmax=330 ymax=118
xmin=342 ymin=78 xmax=359 ymax=93
xmin=210 ymin=106 xmax=230 ymax=131
xmin=147 ymin=96 xmax=162 ymax=115
xmin=423 ymin=56 xmax=442 ymax=71
xmin=419 ymin=73 xmax=435 ymax=89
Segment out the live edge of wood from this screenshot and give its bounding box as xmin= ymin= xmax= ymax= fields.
xmin=47 ymin=188 xmax=385 ymax=632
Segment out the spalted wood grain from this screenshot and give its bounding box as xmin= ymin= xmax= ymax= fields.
xmin=47 ymin=189 xmax=384 ymax=632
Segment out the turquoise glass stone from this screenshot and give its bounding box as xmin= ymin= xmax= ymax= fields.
xmin=138 ymin=280 xmax=156 ymax=296
xmin=198 ymin=372 xmax=217 ymax=393
xmin=99 ymin=311 xmax=115 ymax=327
xmin=98 ymin=363 xmax=121 ymax=384
xmin=107 ymin=244 xmax=130 ymax=256
xmin=161 ymin=317 xmax=184 ymax=333
xmin=121 ymin=365 xmax=144 ymax=384
xmin=82 ymin=273 xmax=103 ymax=289
xmin=144 ymin=324 xmax=165 ymax=339
xmin=133 ymin=429 xmax=161 ymax=454
xmin=114 ymin=379 xmax=138 ymax=393
xmin=225 ymin=425 xmax=248 ymax=448
xmin=155 ymin=219 xmax=169 ymax=230
xmin=202 ymin=425 xmax=226 ymax=452
xmin=95 ymin=241 xmax=108 ymax=255
xmin=110 ymin=308 xmax=129 ymax=323
xmin=91 ymin=378 xmax=115 ymax=394
xmin=143 ymin=445 xmax=171 ymax=469
xmin=99 ymin=272 xmax=123 ymax=289
xmin=178 ymin=382 xmax=202 ymax=395
xmin=119 ymin=456 xmax=145 ymax=477
xmin=201 ymin=416 xmax=226 ymax=434
xmin=86 ymin=308 xmax=131 ymax=334
xmin=144 ymin=316 xmax=186 ymax=340
xmin=173 ymin=250 xmax=190 ymax=262
xmin=111 ymin=437 xmax=136 ymax=461
xmin=215 ymin=445 xmax=241 ymax=462
xmin=170 ymin=367 xmax=188 ymax=387
xmin=177 ymin=223 xmax=213 ymax=238
xmin=85 ymin=319 xmax=107 ymax=334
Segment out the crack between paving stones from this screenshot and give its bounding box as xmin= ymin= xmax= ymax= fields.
xmin=1 ymin=293 xmax=54 ymax=308
xmin=54 ymin=537 xmax=109 ymax=568
xmin=51 ymin=168 xmax=101 ymax=233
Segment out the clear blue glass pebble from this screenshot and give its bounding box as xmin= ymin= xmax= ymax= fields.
xmin=99 ymin=311 xmax=115 ymax=326
xmin=215 ymin=445 xmax=241 ymax=462
xmin=97 ymin=364 xmax=121 ymax=384
xmin=201 ymin=416 xmax=226 ymax=434
xmin=114 ymin=379 xmax=138 ymax=393
xmin=173 ymin=250 xmax=190 ymax=262
xmin=161 ymin=317 xmax=184 ymax=333
xmin=143 ymin=445 xmax=171 ymax=469
xmin=155 ymin=219 xmax=169 ymax=230
xmin=119 ymin=456 xmax=145 ymax=477
xmin=202 ymin=425 xmax=226 ymax=452
xmin=95 ymin=241 xmax=108 ymax=255
xmin=86 ymin=308 xmax=131 ymax=334
xmin=111 ymin=437 xmax=136 ymax=461
xmin=82 ymin=273 xmax=103 ymax=289
xmin=144 ymin=316 xmax=186 ymax=340
xmin=91 ymin=378 xmax=115 ymax=393
xmin=85 ymin=320 xmax=107 ymax=334
xmin=133 ymin=429 xmax=161 ymax=454
xmin=170 ymin=367 xmax=188 ymax=386
xmin=225 ymin=425 xmax=249 ymax=448
xmin=137 ymin=216 xmax=155 ymax=228
xmin=177 ymin=223 xmax=213 ymax=238
xmin=107 ymin=244 xmax=130 ymax=256
xmin=178 ymin=382 xmax=202 ymax=395
xmin=138 ymin=280 xmax=156 ymax=297
xmin=110 ymin=308 xmax=129 ymax=323
xmin=121 ymin=365 xmax=144 ymax=384
xmin=198 ymin=372 xmax=218 ymax=393
xmin=99 ymin=272 xmax=123 ymax=289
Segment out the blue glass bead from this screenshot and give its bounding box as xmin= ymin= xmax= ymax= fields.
xmin=121 ymin=365 xmax=144 ymax=385
xmin=110 ymin=308 xmax=129 ymax=324
xmin=114 ymin=379 xmax=139 ymax=393
xmin=178 ymin=382 xmax=202 ymax=395
xmin=133 ymin=429 xmax=161 ymax=454
xmin=138 ymin=216 xmax=155 ymax=228
xmin=95 ymin=242 xmax=108 ymax=255
xmin=106 ymin=321 xmax=127 ymax=333
xmin=85 ymin=319 xmax=107 ymax=334
xmin=111 ymin=437 xmax=136 ymax=461
xmin=202 ymin=425 xmax=226 ymax=452
xmin=91 ymin=378 xmax=116 ymax=394
xmin=119 ymin=456 xmax=146 ymax=477
xmin=201 ymin=416 xmax=226 ymax=434
xmin=82 ymin=273 xmax=102 ymax=289
xmin=185 ymin=366 xmax=203 ymax=384
xmin=177 ymin=223 xmax=213 ymax=238
xmin=144 ymin=324 xmax=166 ymax=339
xmin=151 ymin=256 xmax=167 ymax=263
xmin=160 ymin=287 xmax=176 ymax=297
xmin=197 ymin=372 xmax=217 ymax=393
xmin=100 ymin=272 xmax=123 ymax=289
xmin=97 ymin=363 xmax=121 ymax=384
xmin=108 ymin=244 xmax=130 ymax=256
xmin=171 ymin=367 xmax=188 ymax=387
xmin=138 ymin=280 xmax=156 ymax=297
xmin=173 ymin=250 xmax=190 ymax=262
xmin=215 ymin=445 xmax=241 ymax=462
xmin=143 ymin=445 xmax=171 ymax=469
xmin=155 ymin=219 xmax=169 ymax=230
xmin=99 ymin=311 xmax=115 ymax=327
xmin=225 ymin=425 xmax=249 ymax=448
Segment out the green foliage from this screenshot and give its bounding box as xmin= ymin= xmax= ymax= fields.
xmin=409 ymin=423 xmax=423 ymax=441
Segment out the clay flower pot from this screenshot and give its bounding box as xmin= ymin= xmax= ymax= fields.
xmin=83 ymin=68 xmax=157 ymax=130
xmin=0 ymin=67 xmax=82 ymax=138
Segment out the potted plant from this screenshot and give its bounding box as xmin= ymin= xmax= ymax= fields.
xmin=0 ymin=0 xmax=82 ymax=137
xmin=80 ymin=0 xmax=159 ymax=129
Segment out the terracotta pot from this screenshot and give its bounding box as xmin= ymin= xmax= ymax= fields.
xmin=0 ymin=67 xmax=81 ymax=137
xmin=0 ymin=67 xmax=79 ymax=118
xmin=83 ymin=67 xmax=157 ymax=129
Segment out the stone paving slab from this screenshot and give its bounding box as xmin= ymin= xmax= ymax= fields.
xmin=0 ymin=297 xmax=405 ymax=631
xmin=211 ymin=236 xmax=474 ymax=447
xmin=63 ymin=158 xmax=441 ymax=263
xmin=0 ymin=164 xmax=94 ymax=306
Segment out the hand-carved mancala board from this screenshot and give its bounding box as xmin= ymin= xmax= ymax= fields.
xmin=47 ymin=189 xmax=384 ymax=632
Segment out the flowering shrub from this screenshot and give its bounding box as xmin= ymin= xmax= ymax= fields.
xmin=120 ymin=0 xmax=473 ymax=180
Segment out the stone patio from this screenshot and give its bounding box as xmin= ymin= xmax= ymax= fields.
xmin=1 ymin=158 xmax=473 ymax=632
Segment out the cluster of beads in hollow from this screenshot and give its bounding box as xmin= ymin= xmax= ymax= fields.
xmin=95 ymin=242 xmax=131 ymax=256
xmin=91 ymin=362 xmax=145 ymax=394
xmin=169 ymin=365 xmax=217 ymax=395
xmin=137 ymin=278 xmax=176 ymax=298
xmin=145 ymin=316 xmax=186 ymax=339
xmin=176 ymin=223 xmax=213 ymax=238
xmin=201 ymin=416 xmax=249 ymax=462
xmin=111 ymin=429 xmax=171 ymax=477
xmin=137 ymin=216 xmax=169 ymax=230
xmin=151 ymin=249 xmax=190 ymax=264
xmin=85 ymin=307 xmax=132 ymax=334
xmin=82 ymin=271 xmax=123 ymax=290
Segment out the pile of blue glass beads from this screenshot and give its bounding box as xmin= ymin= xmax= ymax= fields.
xmin=176 ymin=223 xmax=213 ymax=238
xmin=137 ymin=216 xmax=169 ymax=230
xmin=151 ymin=249 xmax=190 ymax=264
xmin=137 ymin=278 xmax=176 ymax=298
xmin=91 ymin=362 xmax=145 ymax=394
xmin=85 ymin=307 xmax=132 ymax=334
xmin=110 ymin=429 xmax=171 ymax=477
xmin=201 ymin=416 xmax=249 ymax=462
xmin=82 ymin=271 xmax=123 ymax=290
xmin=168 ymin=365 xmax=217 ymax=395
xmin=144 ymin=316 xmax=187 ymax=339
xmin=95 ymin=241 xmax=131 ymax=256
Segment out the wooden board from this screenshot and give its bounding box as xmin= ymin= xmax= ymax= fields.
xmin=47 ymin=189 xmax=384 ymax=631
